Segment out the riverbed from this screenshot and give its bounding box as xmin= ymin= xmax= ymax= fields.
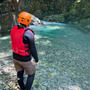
xmin=0 ymin=22 xmax=90 ymax=90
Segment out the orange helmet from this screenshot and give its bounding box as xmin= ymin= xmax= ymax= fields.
xmin=17 ymin=11 xmax=32 ymax=26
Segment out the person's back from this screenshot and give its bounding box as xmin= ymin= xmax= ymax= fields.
xmin=11 ymin=12 xmax=39 ymax=90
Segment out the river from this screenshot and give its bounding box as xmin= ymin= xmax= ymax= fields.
xmin=0 ymin=22 xmax=90 ymax=90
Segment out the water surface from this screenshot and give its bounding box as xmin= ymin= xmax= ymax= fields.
xmin=0 ymin=22 xmax=90 ymax=90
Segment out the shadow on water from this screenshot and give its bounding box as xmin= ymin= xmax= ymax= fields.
xmin=0 ymin=22 xmax=90 ymax=90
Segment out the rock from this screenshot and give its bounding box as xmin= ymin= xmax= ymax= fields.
xmin=67 ymin=85 xmax=81 ymax=90
xmin=31 ymin=14 xmax=41 ymax=25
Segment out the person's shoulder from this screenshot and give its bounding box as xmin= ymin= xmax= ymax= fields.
xmin=11 ymin=25 xmax=18 ymax=30
xmin=24 ymin=29 xmax=34 ymax=39
xmin=11 ymin=25 xmax=18 ymax=34
xmin=25 ymin=29 xmax=34 ymax=35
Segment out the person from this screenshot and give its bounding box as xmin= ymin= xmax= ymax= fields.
xmin=11 ymin=11 xmax=39 ymax=90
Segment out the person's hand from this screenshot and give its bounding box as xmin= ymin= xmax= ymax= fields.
xmin=36 ymin=62 xmax=40 ymax=68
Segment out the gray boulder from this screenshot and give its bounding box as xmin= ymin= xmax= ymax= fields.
xmin=31 ymin=14 xmax=41 ymax=25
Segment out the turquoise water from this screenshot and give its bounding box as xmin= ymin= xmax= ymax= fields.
xmin=0 ymin=22 xmax=90 ymax=90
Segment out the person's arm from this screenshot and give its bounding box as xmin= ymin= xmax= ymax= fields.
xmin=23 ymin=30 xmax=39 ymax=63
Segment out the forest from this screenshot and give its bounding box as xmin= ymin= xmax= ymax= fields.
xmin=0 ymin=0 xmax=90 ymax=34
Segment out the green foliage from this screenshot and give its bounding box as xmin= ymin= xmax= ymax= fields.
xmin=23 ymin=0 xmax=89 ymax=22
xmin=0 ymin=0 xmax=4 ymax=3
xmin=0 ymin=0 xmax=90 ymax=31
xmin=43 ymin=14 xmax=65 ymax=22
xmin=8 ymin=0 xmax=12 ymax=2
xmin=0 ymin=3 xmax=2 ymax=5
xmin=23 ymin=0 xmax=89 ymax=30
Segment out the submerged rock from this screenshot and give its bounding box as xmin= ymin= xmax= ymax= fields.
xmin=67 ymin=85 xmax=81 ymax=90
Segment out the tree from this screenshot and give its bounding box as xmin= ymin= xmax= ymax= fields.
xmin=0 ymin=0 xmax=22 ymax=34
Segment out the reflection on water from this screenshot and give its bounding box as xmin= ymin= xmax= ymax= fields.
xmin=0 ymin=23 xmax=90 ymax=90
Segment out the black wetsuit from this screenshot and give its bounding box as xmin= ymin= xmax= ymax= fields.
xmin=13 ymin=29 xmax=38 ymax=62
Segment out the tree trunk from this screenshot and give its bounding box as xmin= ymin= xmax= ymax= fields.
xmin=0 ymin=0 xmax=22 ymax=34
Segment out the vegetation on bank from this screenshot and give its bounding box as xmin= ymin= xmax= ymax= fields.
xmin=25 ymin=0 xmax=90 ymax=31
xmin=0 ymin=0 xmax=90 ymax=33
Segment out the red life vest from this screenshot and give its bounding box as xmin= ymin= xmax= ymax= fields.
xmin=11 ymin=25 xmax=34 ymax=56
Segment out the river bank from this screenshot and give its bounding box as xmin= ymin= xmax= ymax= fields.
xmin=0 ymin=12 xmax=89 ymax=35
xmin=43 ymin=15 xmax=90 ymax=33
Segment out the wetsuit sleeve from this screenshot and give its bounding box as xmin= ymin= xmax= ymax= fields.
xmin=23 ymin=30 xmax=38 ymax=62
